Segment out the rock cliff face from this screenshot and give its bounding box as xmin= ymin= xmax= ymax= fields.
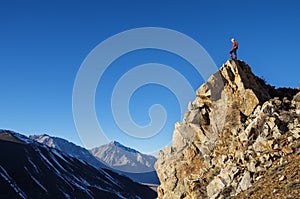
xmin=155 ymin=60 xmax=300 ymax=199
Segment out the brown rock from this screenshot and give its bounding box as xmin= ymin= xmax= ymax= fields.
xmin=238 ymin=171 xmax=252 ymax=192
xmin=253 ymin=136 xmax=268 ymax=152
xmin=155 ymin=60 xmax=299 ymax=199
xmin=282 ymin=146 xmax=293 ymax=154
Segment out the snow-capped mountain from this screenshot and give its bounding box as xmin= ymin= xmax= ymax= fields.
xmin=29 ymin=134 xmax=108 ymax=170
xmin=90 ymin=141 xmax=160 ymax=184
xmin=0 ymin=130 xmax=157 ymax=198
xmin=90 ymin=141 xmax=157 ymax=173
xmin=30 ymin=134 xmax=159 ymax=184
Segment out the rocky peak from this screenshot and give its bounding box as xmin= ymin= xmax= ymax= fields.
xmin=108 ymin=141 xmax=139 ymax=154
xmin=155 ymin=60 xmax=300 ymax=199
xmin=91 ymin=141 xmax=157 ymax=173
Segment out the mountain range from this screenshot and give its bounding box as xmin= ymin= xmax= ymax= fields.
xmin=30 ymin=134 xmax=159 ymax=184
xmin=29 ymin=134 xmax=108 ymax=170
xmin=0 ymin=130 xmax=157 ymax=198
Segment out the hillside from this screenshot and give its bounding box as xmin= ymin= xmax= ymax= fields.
xmin=155 ymin=59 xmax=300 ymax=199
xmin=29 ymin=134 xmax=108 ymax=169
xmin=235 ymin=151 xmax=300 ymax=199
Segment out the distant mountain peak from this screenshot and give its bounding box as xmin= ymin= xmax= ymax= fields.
xmin=111 ymin=140 xmax=121 ymax=145
xmin=90 ymin=141 xmax=157 ymax=173
xmin=108 ymin=140 xmax=139 ymax=154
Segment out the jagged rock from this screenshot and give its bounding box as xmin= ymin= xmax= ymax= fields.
xmin=264 ymin=160 xmax=273 ymax=168
xmin=184 ymin=109 xmax=201 ymax=124
xmin=238 ymin=171 xmax=252 ymax=191
xmin=207 ymin=177 xmax=226 ymax=199
xmin=172 ymin=122 xmax=203 ymax=151
xmin=255 ymin=175 xmax=263 ymax=181
xmin=253 ymin=135 xmax=269 ymax=152
xmin=279 ymin=175 xmax=286 ymax=182
xmin=283 ymin=97 xmax=291 ymax=104
xmin=272 ymin=126 xmax=282 ymax=139
xmin=282 ymin=146 xmax=293 ymax=154
xmin=262 ymin=123 xmax=270 ymax=137
xmin=235 ymin=149 xmax=245 ymax=164
xmin=287 ymin=136 xmax=294 ymax=142
xmin=293 ymin=92 xmax=300 ymax=102
xmin=155 ymin=60 xmax=300 ymax=199
xmin=218 ymin=164 xmax=239 ymax=185
xmin=240 ymin=89 xmax=260 ymax=116
xmin=239 ymin=132 xmax=248 ymax=142
xmin=247 ymin=160 xmax=257 ymax=173
xmin=291 ymin=128 xmax=300 ymax=139
xmin=273 ymin=143 xmax=279 ymax=150
xmin=188 ymin=101 xmax=194 ymax=111
xmin=267 ymin=117 xmax=276 ymax=130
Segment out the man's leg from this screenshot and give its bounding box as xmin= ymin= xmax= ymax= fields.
xmin=234 ymin=49 xmax=237 ymax=59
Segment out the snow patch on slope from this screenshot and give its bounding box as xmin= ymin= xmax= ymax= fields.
xmin=0 ymin=165 xmax=27 ymax=198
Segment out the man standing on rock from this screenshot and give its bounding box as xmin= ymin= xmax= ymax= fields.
xmin=230 ymin=38 xmax=238 ymax=59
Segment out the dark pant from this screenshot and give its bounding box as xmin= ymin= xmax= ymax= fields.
xmin=230 ymin=48 xmax=237 ymax=58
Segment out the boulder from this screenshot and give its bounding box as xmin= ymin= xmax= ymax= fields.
xmin=207 ymin=177 xmax=226 ymax=199
xmin=238 ymin=171 xmax=252 ymax=191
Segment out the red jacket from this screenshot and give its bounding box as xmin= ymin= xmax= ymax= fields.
xmin=232 ymin=41 xmax=238 ymax=50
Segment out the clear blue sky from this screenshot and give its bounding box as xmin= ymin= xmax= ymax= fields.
xmin=1 ymin=0 xmax=299 ymax=154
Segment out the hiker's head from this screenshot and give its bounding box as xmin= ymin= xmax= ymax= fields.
xmin=231 ymin=38 xmax=235 ymax=43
